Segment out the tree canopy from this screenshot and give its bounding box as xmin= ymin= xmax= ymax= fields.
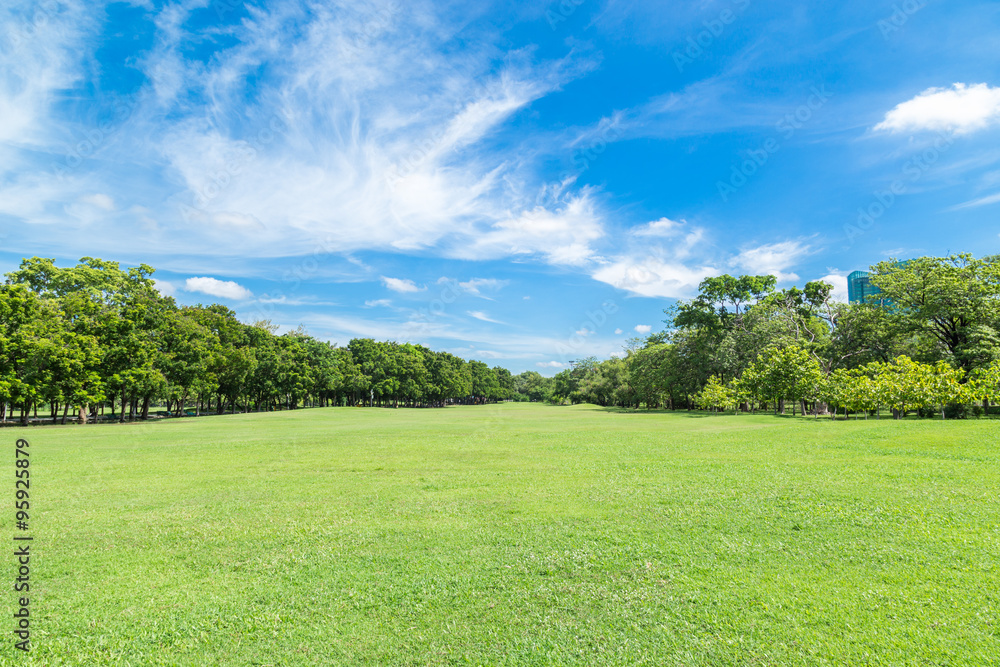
xmin=0 ymin=257 xmax=512 ymax=425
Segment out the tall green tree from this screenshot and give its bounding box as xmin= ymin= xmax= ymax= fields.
xmin=871 ymin=254 xmax=1000 ymax=373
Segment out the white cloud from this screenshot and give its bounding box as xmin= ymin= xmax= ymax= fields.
xmin=470 ymin=349 xmax=504 ymax=359
xmin=437 ymin=277 xmax=510 ymax=298
xmin=467 ymin=310 xmax=504 ymax=324
xmin=210 ymin=211 xmax=265 ymax=230
xmin=300 ymin=312 xmax=621 ymax=361
xmin=574 ymin=327 xmax=591 ymax=336
xmin=731 ymin=239 xmax=812 ymax=283
xmin=153 ymin=279 xmax=177 ymax=297
xmin=817 ymin=273 xmax=848 ymax=303
xmin=184 ymin=277 xmax=253 ymax=300
xmin=79 ymin=193 xmax=115 ymax=211
xmin=457 ymin=277 xmax=508 ymax=296
xmin=467 ymin=193 xmax=605 ymax=266
xmin=364 ymin=299 xmax=392 ymax=308
xmin=634 ymin=324 xmax=652 ymax=334
xmin=0 ymin=1 xmax=602 ymax=271
xmin=592 ymin=257 xmax=716 ymax=298
xmin=614 ymin=328 xmax=623 ymax=334
xmin=537 ymin=361 xmax=566 ymax=368
xmin=592 ymin=235 xmax=813 ymax=299
xmin=0 ymin=1 xmax=93 ymax=147
xmin=381 ymin=276 xmax=422 ymax=293
xmin=874 ymin=83 xmax=1000 ymax=135
xmin=630 ymin=217 xmax=685 ymax=237
xmin=590 ymin=218 xmax=716 ymax=298
xmin=255 ymin=295 xmax=338 ymax=306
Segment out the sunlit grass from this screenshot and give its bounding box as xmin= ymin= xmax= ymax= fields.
xmin=7 ymin=403 xmax=998 ymax=665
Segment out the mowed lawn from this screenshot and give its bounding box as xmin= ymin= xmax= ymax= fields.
xmin=6 ymin=403 xmax=999 ymax=666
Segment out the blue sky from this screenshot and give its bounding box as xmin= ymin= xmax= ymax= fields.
xmin=2 ymin=0 xmax=999 ymax=374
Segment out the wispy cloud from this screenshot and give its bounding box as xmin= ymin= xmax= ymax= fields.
xmin=79 ymin=194 xmax=116 ymax=211
xmin=0 ymin=0 xmax=600 ymax=269
xmin=630 ymin=217 xmax=686 ymax=237
xmin=381 ymin=276 xmax=422 ymax=293
xmin=467 ymin=310 xmax=504 ymax=324
xmin=456 ymin=277 xmax=509 ymax=297
xmin=950 ymin=191 xmax=1000 ymax=210
xmin=463 ymin=191 xmax=605 ymax=266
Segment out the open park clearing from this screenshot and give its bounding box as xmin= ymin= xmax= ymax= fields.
xmin=11 ymin=403 xmax=999 ymax=665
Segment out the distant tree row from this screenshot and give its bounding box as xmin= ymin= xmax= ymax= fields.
xmin=0 ymin=257 xmax=514 ymax=426
xmin=511 ymin=254 xmax=1000 ymax=419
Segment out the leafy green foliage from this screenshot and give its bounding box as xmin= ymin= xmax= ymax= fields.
xmin=554 ymin=256 xmax=1000 ymax=420
xmin=1 ymin=257 xmax=512 ymax=424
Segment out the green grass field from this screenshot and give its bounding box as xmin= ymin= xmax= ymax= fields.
xmin=4 ymin=403 xmax=998 ymax=665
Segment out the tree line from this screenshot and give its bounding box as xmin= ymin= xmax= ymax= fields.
xmin=509 ymin=254 xmax=1000 ymax=419
xmin=0 ymin=257 xmax=514 ymax=426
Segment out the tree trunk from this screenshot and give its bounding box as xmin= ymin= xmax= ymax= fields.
xmin=21 ymin=401 xmax=30 ymax=426
xmin=141 ymin=396 xmax=150 ymax=420
xmin=61 ymin=403 xmax=70 ymax=425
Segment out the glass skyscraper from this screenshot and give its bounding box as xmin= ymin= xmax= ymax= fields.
xmin=847 ymin=270 xmax=881 ymax=304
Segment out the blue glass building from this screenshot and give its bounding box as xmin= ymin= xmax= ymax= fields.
xmin=847 ymin=270 xmax=881 ymax=304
